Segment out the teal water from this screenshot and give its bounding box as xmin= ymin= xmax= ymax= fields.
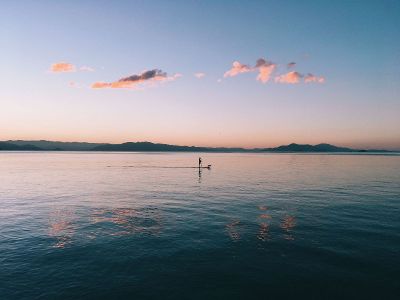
xmin=1 ymin=152 xmax=399 ymax=299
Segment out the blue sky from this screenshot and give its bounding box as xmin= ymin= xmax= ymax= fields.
xmin=1 ymin=0 xmax=399 ymax=149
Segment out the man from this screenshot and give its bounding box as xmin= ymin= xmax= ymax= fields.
xmin=199 ymin=157 xmax=202 ymax=168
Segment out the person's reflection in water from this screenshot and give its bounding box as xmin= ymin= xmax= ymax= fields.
xmin=198 ymin=167 xmax=202 ymax=183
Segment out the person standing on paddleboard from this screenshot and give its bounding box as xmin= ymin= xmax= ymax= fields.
xmin=199 ymin=157 xmax=202 ymax=168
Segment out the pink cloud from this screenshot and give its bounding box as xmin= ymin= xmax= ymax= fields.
xmin=224 ymin=61 xmax=252 ymax=77
xmin=194 ymin=72 xmax=205 ymax=79
xmin=255 ymin=59 xmax=276 ymax=83
xmin=223 ymin=58 xmax=276 ymax=83
xmin=92 ymin=82 xmax=111 ymax=89
xmin=223 ymin=58 xmax=324 ymax=85
xmin=50 ymin=62 xmax=76 ymax=73
xmin=91 ymin=69 xmax=179 ymax=89
xmin=304 ymin=73 xmax=325 ymax=83
xmin=275 ymin=71 xmax=303 ymax=84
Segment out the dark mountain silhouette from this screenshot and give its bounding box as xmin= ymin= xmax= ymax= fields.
xmin=260 ymin=143 xmax=355 ymax=152
xmin=0 ymin=140 xmax=392 ymax=152
xmin=91 ymin=142 xmax=245 ymax=152
xmin=6 ymin=140 xmax=104 ymax=151
xmin=0 ymin=142 xmax=42 ymax=151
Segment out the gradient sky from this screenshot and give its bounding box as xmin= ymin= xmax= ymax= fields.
xmin=1 ymin=0 xmax=399 ymax=149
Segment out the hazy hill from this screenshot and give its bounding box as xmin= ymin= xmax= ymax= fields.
xmin=91 ymin=142 xmax=246 ymax=152
xmin=260 ymin=143 xmax=355 ymax=152
xmin=7 ymin=140 xmax=104 ymax=151
xmin=0 ymin=142 xmax=42 ymax=151
xmin=0 ymin=140 xmax=391 ymax=152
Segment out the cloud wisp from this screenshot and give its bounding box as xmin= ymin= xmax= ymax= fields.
xmin=275 ymin=71 xmax=303 ymax=84
xmin=255 ymin=58 xmax=276 ymax=83
xmin=275 ymin=71 xmax=325 ymax=84
xmin=80 ymin=66 xmax=95 ymax=72
xmin=304 ymin=73 xmax=325 ymax=83
xmin=92 ymin=69 xmax=180 ymax=89
xmin=223 ymin=58 xmax=277 ymax=83
xmin=194 ymin=72 xmax=206 ymax=79
xmin=224 ymin=58 xmax=324 ymax=85
xmin=50 ymin=62 xmax=95 ymax=73
xmin=224 ymin=61 xmax=252 ymax=77
xmin=50 ymin=62 xmax=76 ymax=73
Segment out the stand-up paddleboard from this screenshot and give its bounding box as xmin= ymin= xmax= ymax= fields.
xmin=199 ymin=165 xmax=211 ymax=169
xmin=107 ymin=165 xmax=211 ymax=169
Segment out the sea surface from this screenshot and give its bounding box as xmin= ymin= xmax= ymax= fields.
xmin=0 ymin=152 xmax=399 ymax=299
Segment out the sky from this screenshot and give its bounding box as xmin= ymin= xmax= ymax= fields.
xmin=1 ymin=0 xmax=399 ymax=149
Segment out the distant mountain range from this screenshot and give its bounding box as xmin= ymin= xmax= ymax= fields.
xmin=92 ymin=142 xmax=245 ymax=152
xmin=2 ymin=140 xmax=102 ymax=151
xmin=259 ymin=143 xmax=356 ymax=152
xmin=0 ymin=142 xmax=42 ymax=151
xmin=0 ymin=140 xmax=392 ymax=152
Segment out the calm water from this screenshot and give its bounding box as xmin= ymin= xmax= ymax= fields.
xmin=1 ymin=152 xmax=399 ymax=299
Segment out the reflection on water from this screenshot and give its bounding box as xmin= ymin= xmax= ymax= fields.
xmin=48 ymin=209 xmax=75 ymax=248
xmin=226 ymin=220 xmax=241 ymax=241
xmin=281 ymin=215 xmax=296 ymax=240
xmin=257 ymin=222 xmax=270 ymax=241
xmin=90 ymin=207 xmax=162 ymax=237
xmin=2 ymin=152 xmax=399 ymax=298
xmin=225 ymin=206 xmax=297 ymax=242
xmin=48 ymin=206 xmax=163 ymax=247
xmin=49 ymin=205 xmax=296 ymax=247
xmin=259 ymin=214 xmax=271 ymax=219
xmin=257 ymin=205 xmax=271 ymax=242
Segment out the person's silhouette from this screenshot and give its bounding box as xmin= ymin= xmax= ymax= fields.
xmin=199 ymin=157 xmax=202 ymax=168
